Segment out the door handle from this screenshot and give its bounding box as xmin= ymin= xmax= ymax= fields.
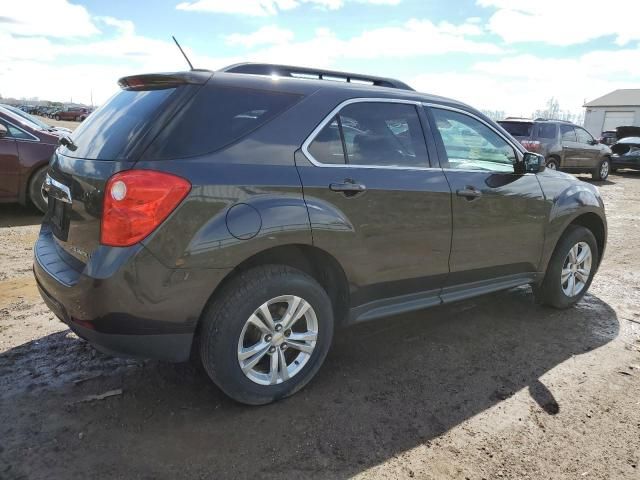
xmin=329 ymin=181 xmax=367 ymax=195
xmin=456 ymin=187 xmax=482 ymax=200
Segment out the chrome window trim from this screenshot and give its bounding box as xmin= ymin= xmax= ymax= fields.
xmin=0 ymin=118 xmax=40 ymax=142
xmin=301 ymin=97 xmax=438 ymax=171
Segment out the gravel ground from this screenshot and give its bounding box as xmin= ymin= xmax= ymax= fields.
xmin=0 ymin=172 xmax=639 ymax=480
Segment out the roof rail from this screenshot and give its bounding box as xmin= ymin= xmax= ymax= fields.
xmin=219 ymin=63 xmax=414 ymax=91
xmin=534 ymin=117 xmax=573 ymax=123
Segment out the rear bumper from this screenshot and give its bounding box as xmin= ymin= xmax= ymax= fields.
xmin=33 ymin=227 xmax=230 ymax=362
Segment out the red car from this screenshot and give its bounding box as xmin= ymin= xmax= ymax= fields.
xmin=0 ymin=107 xmax=59 ymax=212
xmin=53 ymin=107 xmax=89 ymax=122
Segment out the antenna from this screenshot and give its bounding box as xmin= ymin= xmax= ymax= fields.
xmin=172 ymin=36 xmax=194 ymax=71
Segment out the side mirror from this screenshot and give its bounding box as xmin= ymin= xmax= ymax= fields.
xmin=523 ymin=152 xmax=545 ymax=173
xmin=590 ymin=139 xmax=599 ymax=146
xmin=0 ymin=124 xmax=8 ymax=138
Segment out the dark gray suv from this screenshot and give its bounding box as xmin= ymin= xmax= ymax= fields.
xmin=34 ymin=64 xmax=607 ymax=404
xmin=499 ymin=118 xmax=612 ymax=180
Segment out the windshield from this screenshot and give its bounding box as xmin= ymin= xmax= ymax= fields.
xmin=1 ymin=105 xmax=51 ymax=130
xmin=498 ymin=121 xmax=533 ymax=138
xmin=0 ymin=106 xmax=45 ymax=131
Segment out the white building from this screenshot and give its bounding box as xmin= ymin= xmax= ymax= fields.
xmin=583 ymin=89 xmax=640 ymax=137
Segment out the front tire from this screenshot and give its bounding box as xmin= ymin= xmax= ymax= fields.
xmin=592 ymin=157 xmax=610 ymax=181
xmin=54 ymin=115 xmax=60 ymax=121
xmin=536 ymin=225 xmax=598 ymax=309
xmin=199 ymin=265 xmax=334 ymax=405
xmin=545 ymin=157 xmax=559 ymax=170
xmin=28 ymin=165 xmax=49 ymax=213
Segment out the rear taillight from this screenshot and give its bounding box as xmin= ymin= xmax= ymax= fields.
xmin=521 ymin=140 xmax=541 ymax=152
xmin=101 ymin=170 xmax=191 ymax=247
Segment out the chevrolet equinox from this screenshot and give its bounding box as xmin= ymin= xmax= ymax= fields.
xmin=34 ymin=64 xmax=607 ymax=405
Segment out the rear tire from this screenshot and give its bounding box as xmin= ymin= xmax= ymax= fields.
xmin=545 ymin=157 xmax=559 ymax=170
xmin=54 ymin=115 xmax=60 ymax=121
xmin=592 ymin=157 xmax=610 ymax=181
xmin=199 ymin=265 xmax=334 ymax=405
xmin=535 ymin=225 xmax=598 ymax=309
xmin=28 ymin=165 xmax=49 ymax=213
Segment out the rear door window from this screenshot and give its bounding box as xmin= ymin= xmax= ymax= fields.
xmin=560 ymin=125 xmax=577 ymax=142
xmin=306 ymin=102 xmax=429 ymax=168
xmin=339 ymin=103 xmax=428 ymax=167
xmin=146 ymin=86 xmax=303 ymax=160
xmin=536 ymin=123 xmax=556 ymax=139
xmin=307 ymin=116 xmax=346 ymax=164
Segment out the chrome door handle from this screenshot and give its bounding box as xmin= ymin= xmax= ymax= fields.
xmin=329 ymin=180 xmax=367 ymax=197
xmin=456 ymin=187 xmax=482 ymax=200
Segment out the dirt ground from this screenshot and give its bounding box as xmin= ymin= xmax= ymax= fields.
xmin=1 ymin=172 xmax=639 ymax=480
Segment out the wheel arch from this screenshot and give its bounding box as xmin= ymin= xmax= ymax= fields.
xmin=192 ymin=243 xmax=350 ymax=353
xmin=20 ymin=161 xmax=49 ymax=205
xmin=568 ymin=212 xmax=606 ymax=265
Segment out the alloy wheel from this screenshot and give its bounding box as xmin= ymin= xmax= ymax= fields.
xmin=600 ymin=160 xmax=609 ymax=179
xmin=237 ymin=295 xmax=318 ymax=386
xmin=561 ymin=242 xmax=592 ymax=297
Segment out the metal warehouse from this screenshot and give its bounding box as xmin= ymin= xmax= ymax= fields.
xmin=583 ymin=89 xmax=640 ymax=136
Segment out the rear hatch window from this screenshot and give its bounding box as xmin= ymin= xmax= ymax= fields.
xmin=59 ymin=88 xmax=178 ymax=161
xmin=498 ymin=121 xmax=533 ymax=138
xmin=142 ymin=85 xmax=303 ymax=160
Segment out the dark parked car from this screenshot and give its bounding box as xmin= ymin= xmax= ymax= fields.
xmin=498 ymin=118 xmax=612 ymax=180
xmin=0 ymin=107 xmax=59 ymax=212
xmin=610 ymin=128 xmax=640 ymax=173
xmin=53 ymin=107 xmax=89 ymax=121
xmin=34 ymin=64 xmax=607 ymax=405
xmin=599 ymin=130 xmax=617 ymax=146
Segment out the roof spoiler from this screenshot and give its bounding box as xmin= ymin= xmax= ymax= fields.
xmin=118 ymin=71 xmax=212 ymax=90
xmin=219 ymin=63 xmax=414 ymax=91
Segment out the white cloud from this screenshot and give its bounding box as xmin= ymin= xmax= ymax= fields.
xmin=0 ymin=0 xmax=99 ymax=37
xmin=236 ymin=19 xmax=501 ymax=67
xmin=225 ymin=26 xmax=294 ymax=48
xmin=478 ymin=0 xmax=640 ymax=46
xmin=0 ymin=13 xmax=502 ymax=105
xmin=176 ymin=0 xmax=298 ymax=16
xmin=410 ymin=45 xmax=640 ymax=116
xmin=176 ymin=0 xmax=400 ymax=16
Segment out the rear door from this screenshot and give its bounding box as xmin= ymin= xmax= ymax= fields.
xmin=426 ymin=105 xmax=547 ymax=296
xmin=297 ymin=99 xmax=452 ymax=310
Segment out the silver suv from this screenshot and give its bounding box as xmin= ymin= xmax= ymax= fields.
xmin=499 ymin=118 xmax=612 ymax=180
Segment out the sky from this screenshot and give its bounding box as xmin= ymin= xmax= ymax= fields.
xmin=1 ymin=0 xmax=638 ymax=117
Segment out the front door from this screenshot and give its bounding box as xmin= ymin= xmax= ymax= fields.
xmin=426 ymin=106 xmax=548 ymax=296
xmin=574 ymin=126 xmax=601 ymax=169
xmin=297 ymin=100 xmax=452 ymax=310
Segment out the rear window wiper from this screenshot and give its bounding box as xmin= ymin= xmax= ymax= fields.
xmin=59 ymin=135 xmax=77 ymax=151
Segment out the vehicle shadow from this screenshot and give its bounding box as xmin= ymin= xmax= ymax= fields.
xmin=0 ymin=287 xmax=619 ymax=479
xmin=612 ymin=170 xmax=640 ymax=179
xmin=0 ymin=204 xmax=43 ymax=228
